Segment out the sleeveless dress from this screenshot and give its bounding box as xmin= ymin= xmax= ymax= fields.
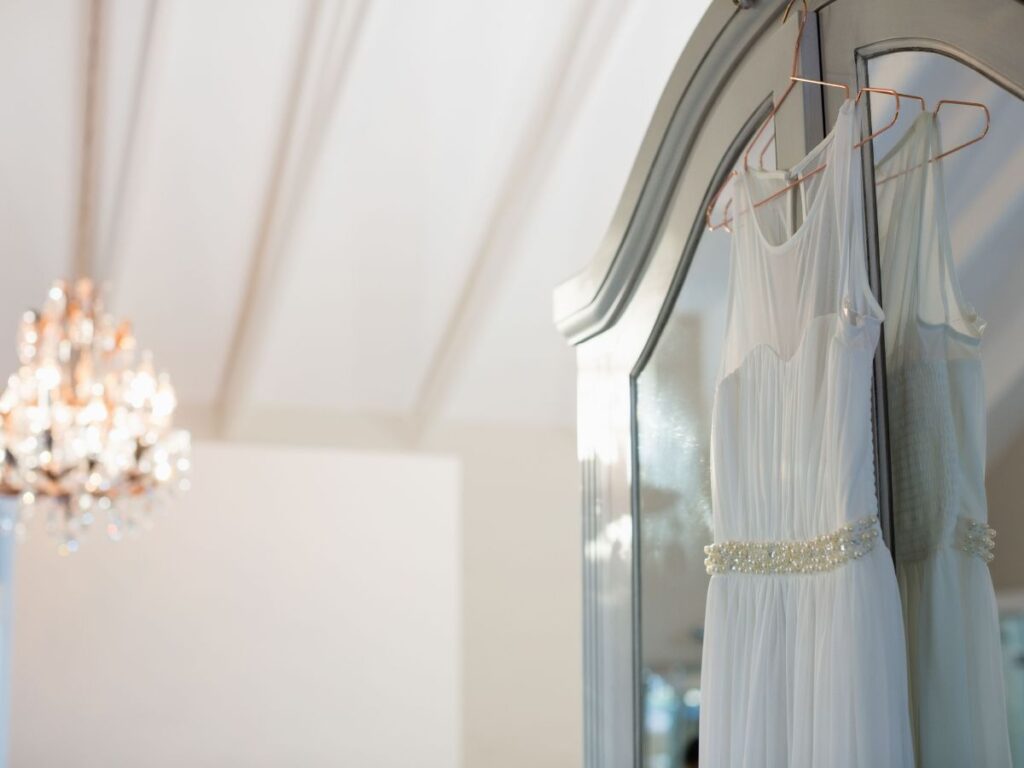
xmin=877 ymin=112 xmax=1012 ymax=767
xmin=699 ymin=100 xmax=914 ymax=767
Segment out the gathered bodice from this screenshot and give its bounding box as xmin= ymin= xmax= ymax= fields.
xmin=710 ymin=100 xmax=884 ymax=544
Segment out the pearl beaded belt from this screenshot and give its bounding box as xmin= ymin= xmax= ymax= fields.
xmin=704 ymin=516 xmax=880 ymax=575
xmin=954 ymin=516 xmax=996 ymax=562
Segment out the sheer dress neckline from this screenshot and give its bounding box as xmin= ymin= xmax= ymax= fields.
xmin=717 ymin=100 xmax=882 ymax=385
xmin=740 ymin=99 xmax=855 ymax=254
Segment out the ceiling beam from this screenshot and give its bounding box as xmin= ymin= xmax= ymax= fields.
xmin=73 ymin=0 xmax=106 ymax=280
xmin=408 ymin=0 xmax=625 ymax=440
xmin=95 ymin=0 xmax=161 ymax=288
xmin=215 ymin=0 xmax=369 ymax=438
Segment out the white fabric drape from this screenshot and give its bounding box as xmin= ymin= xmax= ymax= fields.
xmin=700 ymin=101 xmax=914 ymax=767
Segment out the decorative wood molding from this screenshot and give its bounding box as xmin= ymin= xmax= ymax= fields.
xmin=552 ymin=0 xmax=793 ymax=345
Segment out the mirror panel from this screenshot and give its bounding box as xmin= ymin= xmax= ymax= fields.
xmin=635 ymin=121 xmax=776 ymax=768
xmin=867 ymin=50 xmax=1024 ymax=764
xmin=635 ymin=226 xmax=726 ymax=768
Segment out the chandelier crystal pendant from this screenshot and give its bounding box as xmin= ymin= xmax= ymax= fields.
xmin=0 ymin=278 xmax=191 ymax=554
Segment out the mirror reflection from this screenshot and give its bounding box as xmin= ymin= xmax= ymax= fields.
xmin=636 ymin=121 xmax=775 ymax=768
xmin=868 ymin=50 xmax=1024 ymax=765
xmin=636 ymin=223 xmax=727 ymax=768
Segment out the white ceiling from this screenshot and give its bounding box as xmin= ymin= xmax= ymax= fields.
xmin=0 ymin=0 xmax=710 ymax=442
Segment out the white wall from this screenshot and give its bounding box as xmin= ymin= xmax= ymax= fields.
xmin=424 ymin=424 xmax=582 ymax=768
xmin=216 ymin=413 xmax=586 ymax=767
xmin=9 ymin=441 xmax=461 ymax=768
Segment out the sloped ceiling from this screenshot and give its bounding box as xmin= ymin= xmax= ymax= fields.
xmin=6 ymin=1 xmax=1018 ymax=462
xmin=0 ymin=0 xmax=710 ymax=444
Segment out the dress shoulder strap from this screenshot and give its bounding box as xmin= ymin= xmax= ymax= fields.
xmin=831 ymin=100 xmax=884 ymax=326
xmin=915 ymin=116 xmax=985 ymax=339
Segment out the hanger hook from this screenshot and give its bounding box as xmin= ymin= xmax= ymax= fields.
xmin=782 ymin=0 xmax=808 ymax=26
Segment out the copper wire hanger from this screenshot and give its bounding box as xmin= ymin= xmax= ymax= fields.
xmin=757 ymin=90 xmax=927 ymax=169
xmin=874 ymin=98 xmax=991 ymax=185
xmin=705 ymin=0 xmax=902 ymax=232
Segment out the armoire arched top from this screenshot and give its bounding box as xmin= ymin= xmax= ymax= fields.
xmin=553 ymin=0 xmax=1024 ymax=347
xmin=552 ymin=1 xmax=768 ymax=345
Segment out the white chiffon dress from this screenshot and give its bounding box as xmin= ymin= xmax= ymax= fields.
xmin=877 ymin=112 xmax=1012 ymax=767
xmin=699 ymin=100 xmax=914 ymax=767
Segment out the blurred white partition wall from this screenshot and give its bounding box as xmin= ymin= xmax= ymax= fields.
xmin=9 ymin=442 xmax=461 ymax=768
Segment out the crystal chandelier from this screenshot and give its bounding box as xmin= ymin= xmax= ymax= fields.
xmin=0 ymin=278 xmax=191 ymax=553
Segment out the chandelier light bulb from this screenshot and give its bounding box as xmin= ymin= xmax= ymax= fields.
xmin=0 ymin=278 xmax=191 ymax=554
